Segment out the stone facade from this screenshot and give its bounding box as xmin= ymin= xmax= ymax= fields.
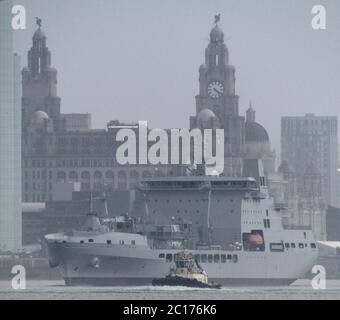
xmin=22 ymin=19 xmax=275 ymax=203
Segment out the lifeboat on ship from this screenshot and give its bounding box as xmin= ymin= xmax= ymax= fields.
xmin=245 ymin=233 xmax=264 ymax=246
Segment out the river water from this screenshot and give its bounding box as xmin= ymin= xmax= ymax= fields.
xmin=0 ymin=279 xmax=339 ymax=300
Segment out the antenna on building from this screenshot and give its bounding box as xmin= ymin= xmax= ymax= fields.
xmin=214 ymin=14 xmax=221 ymax=25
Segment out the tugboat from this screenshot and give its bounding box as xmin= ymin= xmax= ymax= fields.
xmin=152 ymin=251 xmax=222 ymax=289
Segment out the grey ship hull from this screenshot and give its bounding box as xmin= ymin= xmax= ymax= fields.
xmin=47 ymin=241 xmax=317 ymax=287
xmin=45 ymin=174 xmax=319 ymax=287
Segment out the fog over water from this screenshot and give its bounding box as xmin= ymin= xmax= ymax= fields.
xmin=13 ymin=0 xmax=340 ymax=161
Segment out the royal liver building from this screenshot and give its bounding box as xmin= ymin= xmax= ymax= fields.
xmin=22 ymin=17 xmax=275 ymax=202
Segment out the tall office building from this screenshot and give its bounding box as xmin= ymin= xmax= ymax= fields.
xmin=281 ymin=114 xmax=337 ymax=207
xmin=0 ymin=0 xmax=22 ymax=251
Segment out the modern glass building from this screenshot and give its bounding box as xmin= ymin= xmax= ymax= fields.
xmin=0 ymin=0 xmax=22 ymax=252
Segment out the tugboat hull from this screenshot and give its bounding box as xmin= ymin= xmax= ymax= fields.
xmin=152 ymin=276 xmax=222 ymax=289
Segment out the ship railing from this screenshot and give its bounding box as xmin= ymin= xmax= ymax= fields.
xmin=139 ymin=181 xmax=258 ymax=192
xmin=138 ymin=182 xmax=210 ymax=191
xmin=150 ymin=244 xmax=243 ymax=252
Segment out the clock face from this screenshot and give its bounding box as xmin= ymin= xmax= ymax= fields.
xmin=207 ymin=81 xmax=224 ymax=99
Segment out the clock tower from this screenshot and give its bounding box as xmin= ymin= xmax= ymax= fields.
xmin=190 ymin=16 xmax=245 ymax=176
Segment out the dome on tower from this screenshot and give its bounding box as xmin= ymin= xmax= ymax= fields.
xmin=31 ymin=110 xmax=49 ymax=126
xmin=245 ymin=122 xmax=269 ymax=143
xmin=199 ymin=64 xmax=208 ymax=71
xmin=197 ymin=109 xmax=219 ymax=129
xmin=197 ymin=108 xmax=216 ymax=122
xmin=33 ymin=28 xmax=46 ymax=40
xmin=245 ymin=104 xmax=269 ymax=143
xmin=210 ymin=25 xmax=224 ymax=43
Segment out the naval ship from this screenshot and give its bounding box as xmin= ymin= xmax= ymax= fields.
xmin=45 ymin=161 xmax=318 ymax=286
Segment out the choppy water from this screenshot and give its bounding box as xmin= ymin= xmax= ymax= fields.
xmin=0 ymin=279 xmax=340 ymax=300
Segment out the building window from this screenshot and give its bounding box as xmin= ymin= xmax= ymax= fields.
xmin=166 ymin=254 xmax=172 ymax=263
xmin=57 ymin=171 xmax=66 ymax=182
xmin=214 ymin=254 xmax=220 ymax=263
xmin=208 ymin=254 xmax=213 ymax=263
xmin=263 ymin=219 xmax=271 ymax=228
xmin=69 ymin=171 xmax=78 ymax=182
xmin=201 ymin=254 xmax=207 ymax=263
xmin=159 ymin=253 xmax=165 ymax=259
xmin=118 ymin=171 xmax=127 ymax=190
xmin=105 ymin=171 xmax=114 ymax=190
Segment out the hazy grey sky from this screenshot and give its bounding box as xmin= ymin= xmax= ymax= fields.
xmin=13 ymin=0 xmax=340 ymax=159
